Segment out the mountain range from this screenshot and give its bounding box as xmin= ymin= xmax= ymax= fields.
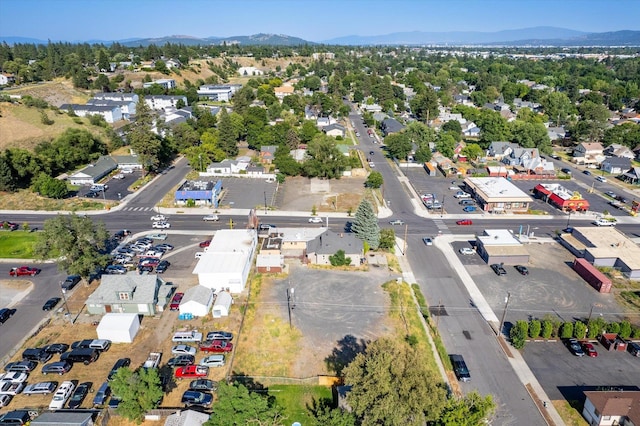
xmin=2 ymin=27 xmax=639 ymax=47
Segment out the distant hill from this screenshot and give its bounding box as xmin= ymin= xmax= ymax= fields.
xmin=498 ymin=30 xmax=640 ymax=46
xmin=212 ymin=33 xmax=313 ymax=46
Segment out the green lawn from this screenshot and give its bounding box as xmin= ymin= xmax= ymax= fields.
xmin=0 ymin=231 xmax=38 ymax=258
xmin=270 ymin=384 xmax=333 ymax=425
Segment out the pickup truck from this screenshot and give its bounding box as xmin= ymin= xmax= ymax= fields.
xmin=175 ymin=365 xmax=209 ymax=379
xmin=199 ymin=340 xmax=233 ymax=353
xmin=142 ymin=352 xmax=162 ymax=369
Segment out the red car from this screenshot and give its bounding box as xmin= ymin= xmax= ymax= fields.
xmin=199 ymin=340 xmax=233 ymax=353
xmin=456 ymin=219 xmax=473 ymax=226
xmin=175 ymin=365 xmax=209 ymax=379
xmin=582 ymin=342 xmax=598 ymax=357
xmin=9 ymin=266 xmax=41 ymax=277
xmin=170 ymin=293 xmax=184 ymax=311
xmin=199 ymin=240 xmax=211 ymax=248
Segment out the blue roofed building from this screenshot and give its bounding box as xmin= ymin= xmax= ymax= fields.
xmin=175 ymin=180 xmax=222 ymax=207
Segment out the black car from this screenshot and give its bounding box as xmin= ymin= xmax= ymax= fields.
xmin=514 ymin=265 xmax=529 ymax=275
xmin=490 ymin=263 xmax=507 ymax=276
xmin=181 ymin=390 xmax=213 ymax=407
xmin=107 ymin=358 xmax=131 ymax=381
xmin=0 ymin=308 xmax=16 ymax=324
xmin=4 ymin=361 xmax=37 ymax=372
xmin=138 ymin=265 xmax=154 ymax=274
xmin=167 ymin=355 xmax=195 ymax=367
xmin=62 ymin=275 xmax=81 ymax=291
xmin=43 ymin=343 xmax=69 ymax=354
xmin=566 ymin=338 xmax=585 ymax=357
xmin=42 ymin=297 xmax=61 ymax=311
xmin=189 ymin=379 xmax=218 ymax=392
xmin=85 ymin=191 xmax=100 ymax=198
xmin=450 ymin=354 xmax=471 ymax=382
xmin=67 ymin=382 xmax=91 ymax=409
xmin=22 ymin=348 xmax=53 ymax=363
xmin=583 ymin=170 xmax=591 ymax=175
xmin=155 ymin=260 xmax=170 ymax=274
xmin=71 ymin=339 xmax=94 ymax=350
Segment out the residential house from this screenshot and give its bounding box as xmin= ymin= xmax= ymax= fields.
xmin=68 ymin=155 xmax=117 ymax=185
xmin=547 ymin=126 xmax=567 ymax=141
xmin=86 ymin=273 xmax=171 ymax=316
xmin=634 ymin=145 xmax=640 ymax=161
xmin=601 ymin=157 xmax=631 ymax=174
xmin=573 ymin=142 xmax=605 ymax=165
xmin=160 ymin=107 xmax=193 ymax=128
xmin=60 ymin=103 xmax=122 ymax=123
xmin=582 ymin=391 xmax=640 ymax=426
xmin=304 ymin=106 xmax=318 ymax=120
xmin=502 ymin=147 xmax=539 ymax=167
xmin=322 ymin=123 xmax=346 ymax=138
xmin=175 ymin=180 xmax=222 ymax=207
xmin=179 ymin=286 xmax=214 ymax=317
xmin=260 ymin=146 xmax=278 ymax=164
xmin=143 ymin=79 xmax=176 ymax=90
xmin=165 ymin=409 xmax=210 ymax=426
xmin=372 ymin=112 xmax=388 ymax=122
xmin=306 ymin=229 xmax=364 ymax=266
xmin=145 ymin=95 xmax=188 ymax=110
xmin=432 ymin=152 xmax=455 ymax=176
xmin=274 ymin=85 xmax=295 ymax=100
xmin=620 ymin=166 xmax=640 ymax=185
xmin=31 ymin=412 xmax=95 ymax=426
xmin=112 ymin=155 xmax=143 ymax=171
xmin=164 ymin=59 xmax=182 ymax=69
xmin=93 ymin=92 xmax=139 ymax=104
xmin=197 ymin=84 xmax=241 ymax=101
xmin=290 ymin=148 xmax=307 ymax=162
xmin=381 ymin=118 xmax=406 ymax=136
xmin=462 ymin=122 xmax=480 ymax=137
xmin=0 ymin=73 xmax=16 ymax=85
xmin=316 ymin=117 xmax=334 ymax=127
xmin=513 ymin=98 xmax=539 ymax=110
xmin=86 ymin=98 xmax=136 ymax=118
xmin=453 ymin=94 xmax=472 ymax=105
xmin=205 ymin=159 xmax=251 ymax=175
xmin=487 ymin=142 xmax=517 ymax=159
xmin=361 ymin=104 xmax=383 ymax=113
xmin=604 ymin=143 xmax=635 ymax=159
xmin=238 ymin=66 xmax=264 ymax=76
xmin=245 ymin=164 xmax=265 ymax=176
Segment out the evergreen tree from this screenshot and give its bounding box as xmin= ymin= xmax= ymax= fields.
xmin=217 ymin=108 xmax=238 ymax=157
xmin=128 ymin=96 xmax=162 ymax=174
xmin=351 ymin=200 xmax=380 ymax=249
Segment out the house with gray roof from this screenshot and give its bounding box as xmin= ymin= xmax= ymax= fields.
xmin=112 ymin=155 xmax=143 ymax=170
xmin=306 ymin=229 xmax=363 ymax=266
xmin=68 ymin=155 xmax=117 ymax=185
xmin=260 ymin=145 xmax=278 ymax=164
xmin=604 ymin=143 xmax=635 ymax=159
xmin=93 ymin=92 xmax=139 ymax=103
xmin=547 ymin=126 xmax=567 ymax=141
xmin=87 ymin=98 xmax=136 ymax=118
xmin=322 ymin=123 xmax=346 ymax=138
xmin=621 ymin=166 xmax=640 ymax=185
xmin=381 ymin=118 xmax=406 ymax=136
xmin=487 ymin=142 xmax=517 ymax=159
xmin=165 ymin=409 xmax=210 ymax=426
xmin=601 ymin=156 xmax=631 ymax=174
xmin=60 ymin=103 xmax=123 ymax=123
xmin=31 ymin=411 xmax=95 ymax=426
xmin=86 ymin=272 xmax=170 ymax=316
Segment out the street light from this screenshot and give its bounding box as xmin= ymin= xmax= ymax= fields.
xmin=498 ymin=292 xmax=511 ymax=336
xmin=264 ymin=191 xmax=267 ymax=214
xmin=59 ymin=281 xmax=71 ymax=320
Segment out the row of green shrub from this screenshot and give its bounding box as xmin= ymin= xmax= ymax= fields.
xmin=510 ymin=317 xmax=640 ymax=349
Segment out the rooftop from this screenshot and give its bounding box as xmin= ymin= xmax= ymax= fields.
xmin=572 ymin=227 xmax=640 ymax=270
xmin=466 ymin=177 xmax=532 ymax=201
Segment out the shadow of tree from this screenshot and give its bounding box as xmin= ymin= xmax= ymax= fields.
xmin=325 ymin=334 xmax=368 ymax=376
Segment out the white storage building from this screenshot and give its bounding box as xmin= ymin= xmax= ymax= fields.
xmin=212 ymin=292 xmax=233 ymax=318
xmin=179 ymin=286 xmax=214 ymax=317
xmin=96 ymin=313 xmax=140 ymax=343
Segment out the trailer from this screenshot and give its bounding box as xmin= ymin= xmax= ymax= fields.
xmin=572 ymin=258 xmax=612 ymax=293
xmin=143 ymin=352 xmax=162 ymax=369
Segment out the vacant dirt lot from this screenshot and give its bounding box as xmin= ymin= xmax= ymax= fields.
xmin=277 ymin=176 xmax=368 ymax=213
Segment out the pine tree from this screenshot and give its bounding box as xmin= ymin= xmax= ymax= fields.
xmin=351 ymin=200 xmax=380 ymax=249
xmin=217 ymin=108 xmax=238 ymax=157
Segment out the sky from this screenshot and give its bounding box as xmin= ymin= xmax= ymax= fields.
xmin=0 ymin=0 xmax=638 ymax=42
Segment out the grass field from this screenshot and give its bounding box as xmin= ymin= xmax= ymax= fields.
xmin=270 ymin=384 xmax=332 ymax=424
xmin=0 ymin=231 xmax=38 ymax=258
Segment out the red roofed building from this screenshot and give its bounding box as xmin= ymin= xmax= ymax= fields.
xmin=533 ymin=183 xmax=590 ymax=212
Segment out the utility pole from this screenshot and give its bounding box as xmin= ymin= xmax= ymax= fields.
xmin=498 ymin=292 xmax=511 ymax=336
xmin=60 ymin=281 xmax=72 ymax=321
xmin=264 ymin=191 xmax=267 ymax=215
xmin=286 ymin=287 xmax=295 ymax=329
xmin=566 ymin=209 xmax=572 ymax=229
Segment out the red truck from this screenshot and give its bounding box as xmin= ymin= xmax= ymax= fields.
xmin=175 ymin=365 xmax=209 ymax=379
xmin=199 ymin=340 xmax=233 ymax=353
xmin=9 ymin=266 xmax=41 ymax=277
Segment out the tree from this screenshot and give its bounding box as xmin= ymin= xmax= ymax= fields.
xmin=435 ymin=391 xmax=495 ymax=426
xmin=541 ymin=320 xmax=553 ymax=339
xmin=329 ymin=250 xmax=352 ymax=266
xmin=476 ymin=110 xmax=511 ymax=144
xmin=378 ymin=228 xmax=395 ymax=251
xmin=510 ymin=320 xmax=528 ymax=349
xmin=217 ymin=108 xmax=238 ymax=157
xmin=528 ymin=320 xmax=541 ymax=339
xmin=435 ymin=133 xmax=457 ymax=158
xmin=344 ymin=338 xmax=447 ymax=425
xmin=110 ymin=367 xmax=163 ymax=424
xmin=300 ymin=120 xmax=320 ymax=143
xmin=572 ymin=101 xmax=610 ymax=142
xmin=205 ymin=382 xmax=282 ymax=426
xmin=560 ymin=322 xmax=574 ymax=339
xmin=384 ymin=133 xmax=411 ymax=160
xmin=442 ymin=120 xmax=462 ymax=136
xmin=510 ymin=121 xmax=551 ymax=151
xmin=461 ymin=143 xmax=483 ymax=162
xmin=574 ymin=321 xmax=587 ymax=339
xmin=128 ymin=96 xmax=163 ymax=175
xmin=303 ymin=135 xmax=347 ymax=179
xmin=312 ymin=403 xmax=356 ymax=426
xmin=0 ymin=155 xmax=16 ymax=192
xmin=410 ymin=88 xmax=439 ymax=123
xmin=31 ymin=172 xmax=69 ymax=199
xmin=273 ymin=145 xmax=301 ymax=176
xmin=33 ymin=214 xmax=110 ymax=280
xmin=350 ymin=200 xmax=380 ymax=250
xmin=365 ymin=171 xmax=383 ymax=188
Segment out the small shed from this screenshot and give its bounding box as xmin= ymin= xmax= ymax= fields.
xmin=212 ymin=292 xmax=233 ymax=318
xmin=96 ymin=313 xmax=140 ymax=343
xmin=179 ymin=286 xmax=214 ymax=317
xmin=32 ymin=411 xmax=94 ymax=425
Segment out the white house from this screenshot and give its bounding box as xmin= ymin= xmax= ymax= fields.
xmin=60 ymin=104 xmax=123 ymax=123
xmin=93 ymin=92 xmax=139 ymax=104
xmin=96 ymin=313 xmax=141 ymax=343
xmin=212 ymin=292 xmax=233 ymax=318
xmin=0 ymin=73 xmax=16 ymax=86
xmin=238 ymin=66 xmax=264 ymax=76
xmin=143 ymin=79 xmax=176 ymax=90
xmin=179 ymin=286 xmax=214 ymax=317
xmin=197 ymin=84 xmax=241 ymax=102
xmin=86 ymin=99 xmax=136 ymax=118
xmin=192 ymin=230 xmax=257 ymax=293
xmin=145 ymin=95 xmax=188 ymax=110
xmin=68 ymin=155 xmax=118 ymax=185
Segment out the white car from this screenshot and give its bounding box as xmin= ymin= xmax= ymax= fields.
xmin=150 ymin=214 xmax=166 ymax=221
xmin=171 ymin=345 xmax=197 ymax=356
xmin=595 ymin=176 xmax=607 ymax=183
xmin=202 ymin=215 xmax=219 ymax=222
xmin=459 ymin=247 xmax=475 ymax=255
xmin=22 ymin=381 xmax=58 ymax=395
xmin=0 ymin=372 xmax=28 ymax=383
xmin=0 ymin=394 xmax=12 ymax=408
xmin=48 ymin=380 xmax=74 ymax=410
xmin=147 ymin=233 xmax=168 ymax=240
xmin=152 ymin=221 xmax=171 ymax=229
xmin=453 ymin=191 xmax=471 ymax=199
xmin=309 ymin=217 xmax=323 ymax=223
xmin=593 ymin=219 xmax=616 ymax=227
xmin=369 ymin=162 xmax=375 ymax=168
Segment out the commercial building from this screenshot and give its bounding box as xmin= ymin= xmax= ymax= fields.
xmin=533 ymin=183 xmax=590 ymax=212
xmin=464 ymin=177 xmax=533 ymax=213
xmin=475 ymin=229 xmax=530 ymax=265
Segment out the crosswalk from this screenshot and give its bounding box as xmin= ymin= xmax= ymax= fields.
xmin=432 ymin=219 xmax=450 ymax=234
xmin=120 ymin=206 xmax=155 ymax=212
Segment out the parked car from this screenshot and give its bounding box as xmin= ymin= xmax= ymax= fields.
xmin=628 ymin=341 xmax=640 ymax=357
xmin=582 ymin=342 xmax=598 ymax=357
xmin=42 ymin=343 xmax=69 ymax=354
xmin=459 ymin=247 xmax=475 ymax=255
xmin=4 ymin=361 xmax=37 ymax=373
xmin=595 ymin=176 xmax=607 ymax=183
xmin=0 ymin=394 xmax=11 ymax=408
xmin=48 ymin=380 xmax=74 ymax=410
xmin=205 ymin=331 xmax=233 ymax=341
xmin=9 ymin=266 xmax=40 ymax=277
xmin=22 ymin=381 xmax=57 ymax=395
xmin=199 ymin=355 xmax=225 ymax=368
xmin=169 ymin=293 xmax=184 ymax=311
xmin=172 ymin=331 xmax=203 ymax=342
xmin=155 ymin=260 xmax=170 ymax=274
xmin=147 ymin=233 xmax=168 ymax=240
xmin=199 ymin=240 xmax=211 ymax=248
xmin=67 ymin=382 xmax=91 ymax=409
xmin=566 ymin=338 xmax=585 ymax=357
xmin=199 ymin=340 xmax=233 ymax=353
xmin=0 ymin=308 xmax=16 ymax=324
xmin=152 ymin=221 xmax=171 ymax=229
xmin=202 ymin=215 xmax=219 ymax=222
xmin=308 ymin=217 xmax=323 ymax=223
xmin=107 ymin=358 xmax=131 ymax=381
xmin=166 ymin=355 xmax=195 ymax=367
xmin=456 ymin=219 xmax=473 ymax=225
xmin=42 ymin=297 xmax=61 ymax=311
xmin=181 ymin=390 xmax=213 ymax=407
xmin=422 ymin=237 xmax=433 ymax=246
xmin=0 ymin=372 xmax=28 ymax=383
xmin=155 ymin=243 xmax=174 ymax=251
xmin=450 ymin=354 xmax=471 ymax=382
xmin=453 ymin=191 xmax=471 ymax=199
xmin=561 ymin=168 xmax=572 ymax=175
xmin=490 ymin=264 xmax=507 ymax=276
xmin=41 ymin=361 xmax=72 ymax=375
xmin=172 ymin=345 xmax=197 ymax=356
xmin=175 ymin=365 xmax=209 ymax=379
xmin=150 ymin=214 xmax=166 ymax=221
xmin=0 ymin=381 xmax=24 ymax=396
xmin=0 ymin=410 xmax=32 ymax=424
xmin=462 ymin=206 xmax=477 ymax=212
xmin=514 ymin=265 xmax=529 ymax=275
xmin=389 ymin=219 xmax=404 ymax=225
xmin=189 ymin=379 xmax=218 ymax=392
xmin=93 ymin=382 xmax=111 ymax=406
xmin=138 ymin=265 xmax=154 ymax=274
xmin=62 ymin=275 xmax=81 ymax=290
xmin=105 ymin=265 xmax=127 ymax=275
xmin=22 ymin=348 xmax=52 ymax=363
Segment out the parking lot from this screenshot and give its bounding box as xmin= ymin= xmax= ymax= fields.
xmin=217 ymin=177 xmax=278 ymax=210
xmin=80 ymin=170 xmax=140 ymax=201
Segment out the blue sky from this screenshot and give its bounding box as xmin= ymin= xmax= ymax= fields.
xmin=0 ymin=0 xmax=637 ymax=42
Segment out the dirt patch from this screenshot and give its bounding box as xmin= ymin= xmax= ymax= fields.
xmin=0 ymin=190 xmax=110 ymax=212
xmin=277 ymin=176 xmax=367 ymax=213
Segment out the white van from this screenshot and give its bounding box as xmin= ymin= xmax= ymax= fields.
xmin=90 ymin=184 xmax=108 ymax=192
xmin=172 ymin=331 xmax=203 ymax=343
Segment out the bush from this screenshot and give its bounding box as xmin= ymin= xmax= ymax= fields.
xmin=510 ymin=320 xmax=528 ymax=349
xmin=541 ymin=320 xmax=553 ymax=339
xmin=632 ymin=327 xmax=640 ymax=339
xmin=606 ymin=322 xmax=621 ymax=334
xmin=40 ymin=110 xmax=54 ymax=125
xmin=587 ymin=317 xmax=607 ymax=339
xmin=329 ymin=250 xmax=352 ymax=267
xmin=560 ymin=322 xmax=574 ymax=339
xmin=619 ymin=321 xmax=632 ymax=339
xmin=529 ymin=320 xmax=541 ymax=339
xmin=574 ymin=321 xmax=587 ymax=339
